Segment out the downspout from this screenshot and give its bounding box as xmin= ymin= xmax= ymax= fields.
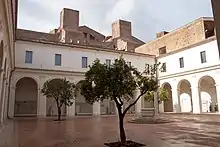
xmin=7 ymin=68 xmax=15 ymax=119
xmin=154 ymin=56 xmax=159 ymax=116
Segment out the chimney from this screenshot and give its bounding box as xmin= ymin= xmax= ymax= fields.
xmin=60 ymin=8 xmax=79 ymax=32
xmin=156 ymin=31 xmax=169 ymax=38
xmin=112 ymin=20 xmax=132 ymax=39
xmin=211 ymin=0 xmax=220 ymax=59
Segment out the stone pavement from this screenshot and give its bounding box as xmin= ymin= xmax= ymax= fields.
xmin=1 ymin=114 xmax=220 ymax=147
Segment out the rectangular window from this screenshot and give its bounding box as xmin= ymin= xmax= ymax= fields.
xmin=200 ymin=51 xmax=207 ymax=63
xmin=145 ymin=64 xmax=150 ymax=74
xmin=82 ymin=57 xmax=88 ymax=68
xmin=90 ymin=34 xmax=95 ymax=40
xmin=159 ymin=46 xmax=166 ymax=55
xmin=127 ymin=61 xmax=131 ymax=67
xmin=179 ymin=57 xmax=184 ymax=68
xmin=25 ymin=51 xmax=33 ymax=64
xmin=161 ymin=63 xmax=166 ymax=72
xmin=55 ymin=54 xmax=61 ymax=66
xmin=106 ymin=59 xmax=111 ymax=66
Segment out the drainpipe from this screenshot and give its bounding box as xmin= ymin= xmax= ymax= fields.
xmin=154 ymin=57 xmax=159 ymax=116
xmin=7 ymin=68 xmax=15 ymax=119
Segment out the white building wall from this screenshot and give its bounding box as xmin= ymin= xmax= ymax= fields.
xmin=159 ymin=39 xmax=219 ymax=77
xmin=158 ymin=38 xmax=220 ymax=114
xmin=15 ymin=41 xmax=154 ymax=73
xmin=10 ymin=40 xmax=155 ymax=118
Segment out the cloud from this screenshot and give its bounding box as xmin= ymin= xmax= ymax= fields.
xmin=18 ymin=0 xmax=213 ymax=42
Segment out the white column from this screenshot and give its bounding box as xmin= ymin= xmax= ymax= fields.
xmin=67 ymin=99 xmax=75 ymax=117
xmin=215 ymin=84 xmax=220 ymax=114
xmin=171 ymin=88 xmax=181 ymax=113
xmin=154 ymin=91 xmax=159 ymax=115
xmin=93 ymin=101 xmax=100 ymax=116
xmin=37 ymin=89 xmax=47 ymax=117
xmin=134 ymin=90 xmax=141 ymax=116
xmin=191 ymin=83 xmax=201 ymax=114
xmin=8 ymin=86 xmax=15 ymax=118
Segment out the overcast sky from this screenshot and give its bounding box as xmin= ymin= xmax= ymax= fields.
xmin=18 ymin=0 xmax=213 ymax=42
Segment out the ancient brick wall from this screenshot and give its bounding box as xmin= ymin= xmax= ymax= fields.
xmin=135 ymin=18 xmax=212 ymax=56
xmin=60 ymin=8 xmax=79 ymax=32
xmin=112 ymin=20 xmax=132 ymax=39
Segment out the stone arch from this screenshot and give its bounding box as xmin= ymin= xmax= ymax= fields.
xmin=45 ymin=78 xmax=67 ymax=117
xmin=75 ymin=80 xmax=93 ymax=116
xmin=178 ymin=79 xmax=193 ymax=113
xmin=14 ymin=77 xmax=38 ymax=116
xmin=161 ymin=82 xmax=173 ymax=112
xmin=198 ymin=76 xmax=217 ymax=113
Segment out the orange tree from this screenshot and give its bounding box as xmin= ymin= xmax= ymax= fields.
xmin=41 ymin=78 xmax=75 ymax=121
xmin=81 ymin=57 xmax=158 ymax=145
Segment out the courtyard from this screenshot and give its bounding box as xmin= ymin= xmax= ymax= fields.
xmin=1 ymin=114 xmax=220 ymax=147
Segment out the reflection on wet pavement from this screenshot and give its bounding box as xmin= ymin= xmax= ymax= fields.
xmin=1 ymin=114 xmax=220 ymax=147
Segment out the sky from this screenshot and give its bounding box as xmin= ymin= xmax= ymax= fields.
xmin=18 ymin=0 xmax=213 ymax=42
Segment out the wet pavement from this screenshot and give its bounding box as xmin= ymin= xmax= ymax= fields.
xmin=1 ymin=114 xmax=220 ymax=147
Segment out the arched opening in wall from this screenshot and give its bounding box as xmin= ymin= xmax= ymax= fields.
xmin=101 ymin=99 xmax=116 ymax=115
xmin=178 ymin=80 xmax=193 ymax=113
xmin=75 ymin=80 xmax=93 ymax=116
xmin=14 ymin=77 xmax=38 ymax=117
xmin=46 ymin=79 xmax=67 ymax=117
xmin=162 ymin=83 xmax=173 ymax=112
xmin=199 ymin=76 xmax=218 ymax=113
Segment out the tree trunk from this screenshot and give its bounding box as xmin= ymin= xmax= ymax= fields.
xmin=57 ymin=106 xmax=61 ymax=121
xmin=117 ymin=107 xmax=126 ymax=145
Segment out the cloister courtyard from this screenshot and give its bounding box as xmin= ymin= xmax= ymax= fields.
xmin=1 ymin=114 xmax=220 ymax=147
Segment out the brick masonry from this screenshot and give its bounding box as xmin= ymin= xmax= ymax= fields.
xmin=136 ymin=18 xmax=215 ymax=56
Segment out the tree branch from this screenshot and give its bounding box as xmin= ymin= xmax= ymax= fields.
xmin=118 ymin=97 xmax=124 ymax=106
xmin=122 ymin=91 xmax=145 ymax=116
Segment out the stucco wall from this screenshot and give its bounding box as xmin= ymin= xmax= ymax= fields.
xmin=135 ymin=18 xmax=213 ymax=56
xmin=15 ymin=41 xmax=155 ymax=73
xmin=158 ymin=39 xmax=219 ymax=78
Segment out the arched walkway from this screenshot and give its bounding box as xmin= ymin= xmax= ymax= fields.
xmin=75 ymin=80 xmax=93 ymax=116
xmin=199 ymin=76 xmax=218 ymax=113
xmin=101 ymin=99 xmax=116 ymax=115
xmin=162 ymin=83 xmax=173 ymax=112
xmin=46 ymin=79 xmax=67 ymax=116
xmin=178 ymin=80 xmax=193 ymax=113
xmin=14 ymin=77 xmax=38 ymax=116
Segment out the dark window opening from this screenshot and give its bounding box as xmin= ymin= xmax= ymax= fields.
xmin=179 ymin=57 xmax=184 ymax=68
xmin=200 ymin=51 xmax=207 ymax=63
xmin=161 ymin=63 xmax=166 ymax=72
xmin=159 ymin=46 xmax=167 ymax=55
xmin=90 ymin=34 xmax=95 ymax=40
xmin=83 ymin=33 xmax=87 ymax=38
xmin=204 ymin=21 xmax=215 ymax=39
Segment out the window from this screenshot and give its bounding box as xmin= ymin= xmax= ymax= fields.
xmin=179 ymin=57 xmax=184 ymax=68
xmin=106 ymin=59 xmax=111 ymax=66
xmin=127 ymin=61 xmax=131 ymax=67
xmin=200 ymin=51 xmax=207 ymax=63
xmin=90 ymin=34 xmax=95 ymax=40
xmin=161 ymin=63 xmax=166 ymax=72
xmin=82 ymin=57 xmax=88 ymax=68
xmin=145 ymin=64 xmax=150 ymax=74
xmin=159 ymin=46 xmax=166 ymax=55
xmin=25 ymin=51 xmax=33 ymax=64
xmin=55 ymin=54 xmax=61 ymax=66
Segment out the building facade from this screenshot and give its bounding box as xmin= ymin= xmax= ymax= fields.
xmin=1 ymin=0 xmax=220 ymax=123
xmin=9 ymin=39 xmax=155 ymax=118
xmin=0 ymin=0 xmax=17 ymax=123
